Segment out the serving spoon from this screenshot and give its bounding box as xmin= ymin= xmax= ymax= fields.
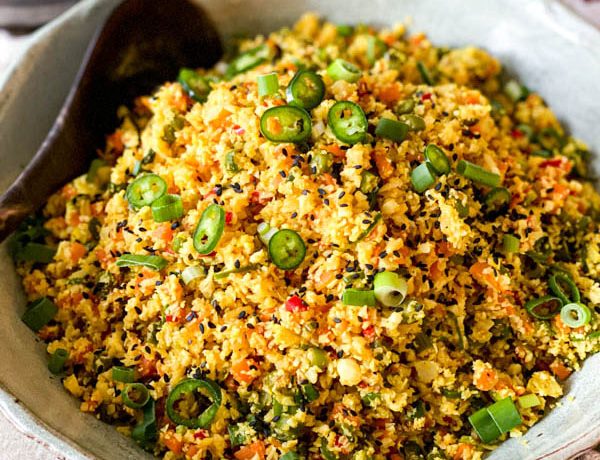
xmin=0 ymin=0 xmax=223 ymax=242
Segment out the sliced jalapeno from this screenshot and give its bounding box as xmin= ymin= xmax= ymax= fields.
xmin=126 ymin=174 xmax=167 ymax=210
xmin=226 ymin=44 xmax=272 ymax=79
xmin=122 ymin=383 xmax=150 ymax=409
xmin=484 ymin=187 xmax=511 ymax=213
xmin=286 ymin=70 xmax=325 ymax=110
xmin=178 ymin=68 xmax=211 ymax=103
xmin=328 ymin=101 xmax=368 ymax=144
xmin=525 ymin=295 xmax=563 ymax=320
xmin=260 ymin=106 xmax=312 ymax=143
xmin=268 ymin=229 xmax=306 ymax=270
xmin=193 ymin=204 xmax=225 ymax=254
xmin=166 ymin=378 xmax=222 ymax=428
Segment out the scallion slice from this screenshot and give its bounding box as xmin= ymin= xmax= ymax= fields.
xmin=375 ymin=118 xmax=409 ymax=143
xmin=456 ymin=160 xmax=501 ymax=188
xmin=487 ymin=397 xmax=522 ymax=433
xmin=560 ymin=302 xmax=591 ymax=328
xmin=411 ymin=162 xmax=436 ymax=193
xmin=257 ymin=222 xmax=278 ymax=245
xmin=116 ymin=254 xmax=168 ymax=271
xmin=181 ymin=265 xmax=206 ymax=285
xmin=214 ymin=263 xmax=259 ymax=280
xmin=373 ymin=271 xmax=407 ymax=307
xmin=131 ymin=398 xmax=156 ymax=449
xmin=548 ymin=273 xmax=580 ymax=304
xmin=151 ymin=194 xmax=184 ymax=223
xmin=257 ymin=72 xmax=279 ymax=97
xmin=502 ymin=234 xmax=520 ymax=254
xmin=417 ymin=61 xmax=434 ymax=85
xmin=518 ymin=394 xmax=541 ymax=409
xmin=525 ymin=295 xmax=562 ymax=320
xmin=484 ymin=187 xmax=511 ymax=213
xmin=398 ymin=114 xmax=426 ymax=131
xmin=468 ymin=407 xmax=502 ymax=444
xmin=327 ymin=58 xmax=361 ymax=83
xmin=504 ymin=79 xmax=529 ymax=102
xmin=122 ymin=383 xmax=150 ymax=409
xmin=166 ymin=378 xmax=222 ymax=428
xmin=22 ymin=297 xmax=58 ymax=332
xmin=17 ymin=242 xmax=56 ymax=263
xmin=342 ymin=288 xmax=376 ymax=307
xmin=424 ymin=144 xmax=450 ymax=175
xmin=48 ymin=348 xmax=68 ymax=375
xmin=112 ymin=366 xmax=135 ymax=383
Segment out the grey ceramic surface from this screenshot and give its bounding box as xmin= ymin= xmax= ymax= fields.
xmin=0 ymin=0 xmax=599 ymax=459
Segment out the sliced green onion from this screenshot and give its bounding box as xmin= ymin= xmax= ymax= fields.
xmin=122 ymin=383 xmax=150 ymax=409
xmin=48 ymin=348 xmax=68 ymax=375
xmin=308 ymin=347 xmax=328 ymax=369
xmin=502 ymin=234 xmax=520 ymax=254
xmin=225 ymin=151 xmax=240 ymax=174
xmin=257 ymin=72 xmax=279 ymax=97
xmin=214 ymin=263 xmax=259 ymax=280
xmin=484 ymin=187 xmax=511 ymax=213
xmin=151 ymin=194 xmax=183 ymax=223
xmin=112 ymin=366 xmax=135 ymax=383
xmin=356 ymin=212 xmax=382 ymax=242
xmin=336 ymin=25 xmax=354 ymax=37
xmin=280 ymin=453 xmax=301 ymax=460
xmin=22 ymin=297 xmax=58 ymax=332
xmin=532 ymin=149 xmax=553 ymax=158
xmin=116 ymin=254 xmax=168 ymax=271
xmin=193 ymin=204 xmax=225 ymax=255
xmin=310 ymin=151 xmax=334 ymax=175
xmin=413 ymin=332 xmax=432 ymax=354
xmin=181 ymin=265 xmax=206 ymax=285
xmin=525 ymin=295 xmax=563 ymax=320
xmin=442 ymin=389 xmax=462 ymax=399
xmin=399 ymin=114 xmax=426 ymax=131
xmin=257 ymin=222 xmax=278 ymax=245
xmin=411 ymin=162 xmax=436 ymax=193
xmin=504 ymin=79 xmax=529 ymax=102
xmin=342 ymin=288 xmax=377 ymax=307
xmin=301 ymin=383 xmax=319 ymax=402
xmin=560 ymin=302 xmax=591 ymax=328
xmin=366 ymin=35 xmax=386 ymax=65
xmin=132 ymin=398 xmax=156 ymax=450
xmin=360 ymin=171 xmax=380 ymax=194
xmin=469 ymin=407 xmax=502 ymax=443
xmin=178 ymin=68 xmax=212 ymax=103
xmin=86 ymin=158 xmax=108 ymax=183
xmin=327 ymin=58 xmax=361 ymax=83
xmin=17 ymin=242 xmax=56 ymax=263
xmin=126 ymin=174 xmax=167 ymax=210
xmin=417 ymin=61 xmax=434 ymax=85
xmin=487 ymin=397 xmax=522 ymax=433
xmin=226 ymin=44 xmax=272 ymax=79
xmin=375 ymin=118 xmax=409 ymax=143
xmin=166 ymin=378 xmax=222 ymax=428
xmin=228 ymin=424 xmax=247 ymax=447
xmin=362 ymin=392 xmax=381 ymax=407
xmin=456 ymin=160 xmax=501 ymax=188
xmin=424 ymin=144 xmax=450 ymax=175
xmin=373 ymin=271 xmax=407 ymax=307
xmin=518 ymin=394 xmax=541 ymax=409
xmin=395 ymin=99 xmax=415 ymax=115
xmin=268 ymin=229 xmax=306 ymax=270
xmin=549 ymin=273 xmax=580 ymax=304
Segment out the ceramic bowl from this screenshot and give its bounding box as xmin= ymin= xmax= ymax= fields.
xmin=1 ymin=0 xmax=599 ymax=458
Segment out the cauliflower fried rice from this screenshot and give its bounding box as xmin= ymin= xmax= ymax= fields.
xmin=12 ymin=13 xmax=600 ymax=460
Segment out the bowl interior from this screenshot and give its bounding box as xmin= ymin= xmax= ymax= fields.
xmin=0 ymin=0 xmax=599 ymax=459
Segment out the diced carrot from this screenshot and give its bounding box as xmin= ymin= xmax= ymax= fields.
xmin=234 ymin=441 xmax=265 ymax=460
xmin=61 ymin=184 xmax=77 ymax=200
xmin=409 ymin=33 xmax=425 ymax=47
xmin=137 ymin=355 xmax=158 ymax=379
xmin=429 ymin=260 xmax=442 ymax=281
xmin=378 ymin=83 xmax=402 ymax=106
xmin=469 ymin=262 xmax=503 ymax=292
xmin=69 ymin=242 xmax=87 ymax=263
xmin=373 ymin=149 xmax=394 ymax=180
xmin=474 ymin=368 xmax=498 ymax=391
xmin=163 ymin=434 xmax=183 ymax=455
xmin=230 ymin=359 xmax=257 ymax=385
xmin=323 ymin=144 xmax=346 ymax=158
xmin=465 ymin=93 xmax=480 ymax=105
xmin=152 ymin=223 xmax=174 ymax=243
xmin=454 ymin=443 xmax=473 ymax=460
xmin=322 ymin=173 xmax=336 ymax=187
xmin=208 ymin=109 xmax=232 ymax=129
xmin=550 ymin=360 xmax=572 ymax=381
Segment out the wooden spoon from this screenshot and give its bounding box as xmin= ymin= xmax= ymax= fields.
xmin=0 ymin=0 xmax=222 ymax=242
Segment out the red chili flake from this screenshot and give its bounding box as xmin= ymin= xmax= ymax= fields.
xmin=250 ymin=191 xmax=260 ymax=203
xmin=233 ymin=125 xmax=245 ymax=135
xmin=285 ymin=295 xmax=308 ymax=312
xmin=421 ymin=92 xmax=432 ymax=101
xmin=362 ymin=325 xmax=376 ymax=340
xmin=193 ymin=430 xmax=208 ymax=439
xmin=540 ymin=158 xmax=564 ymax=168
xmin=511 ymin=129 xmax=524 ymax=139
xmin=165 ymin=314 xmax=175 ymax=322
xmin=225 ymin=211 xmax=233 ymax=225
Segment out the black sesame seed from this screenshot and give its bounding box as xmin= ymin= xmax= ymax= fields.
xmin=199 ymin=323 xmax=205 ymax=333
xmin=208 ymin=321 xmax=216 ymax=329
xmin=238 ymin=311 xmax=247 ymax=319
xmin=333 ymin=317 xmax=342 ymax=323
xmin=338 ymin=191 xmax=346 ymax=199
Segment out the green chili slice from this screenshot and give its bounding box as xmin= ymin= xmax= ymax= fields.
xmin=260 ymin=106 xmax=312 ymax=143
xmin=360 ymin=171 xmax=380 ymax=194
xmin=166 ymin=378 xmax=222 ymax=428
xmin=411 ymin=162 xmax=436 ymax=193
xmin=257 ymin=72 xmax=279 ymax=97
xmin=116 ymin=254 xmax=168 ymax=271
xmin=424 ymin=144 xmax=450 ymax=175
xmin=502 ymin=234 xmax=520 ymax=254
xmin=286 ymin=70 xmax=325 ymax=110
xmin=193 ymin=204 xmax=225 ymax=254
xmin=549 ymin=273 xmax=580 ymax=304
xmin=16 ymin=242 xmax=56 ymax=263
xmin=308 ymin=347 xmax=328 ymax=369
xmin=132 ymin=398 xmax=157 ymax=449
xmin=112 ymin=366 xmax=135 ymax=383
xmin=456 ymin=160 xmax=501 ymax=188
xmin=126 ymin=174 xmax=167 ymax=210
xmin=375 ymin=118 xmax=409 ymax=143
xmin=484 ymin=187 xmax=511 ymax=213
xmin=214 ymin=263 xmax=260 ymax=280
xmin=226 ymin=44 xmax=272 ymax=79
xmin=48 ymin=348 xmax=68 ymax=375
xmin=22 ymin=297 xmax=58 ymax=332
xmin=178 ymin=68 xmax=211 ymax=103
xmin=122 ymin=383 xmax=150 ymax=409
xmin=560 ymin=302 xmax=591 ymax=328
xmin=399 ymin=114 xmax=426 ymax=131
xmin=525 ymin=295 xmax=562 ymax=320
xmin=327 ymin=58 xmax=361 ymax=83
xmin=328 ymin=101 xmax=368 ymax=144
xmin=310 ymin=151 xmax=334 ymax=175
xmin=151 ymin=194 xmax=184 ymax=223
xmin=342 ymin=288 xmax=377 ymax=306
xmin=268 ymin=229 xmax=306 ymax=270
